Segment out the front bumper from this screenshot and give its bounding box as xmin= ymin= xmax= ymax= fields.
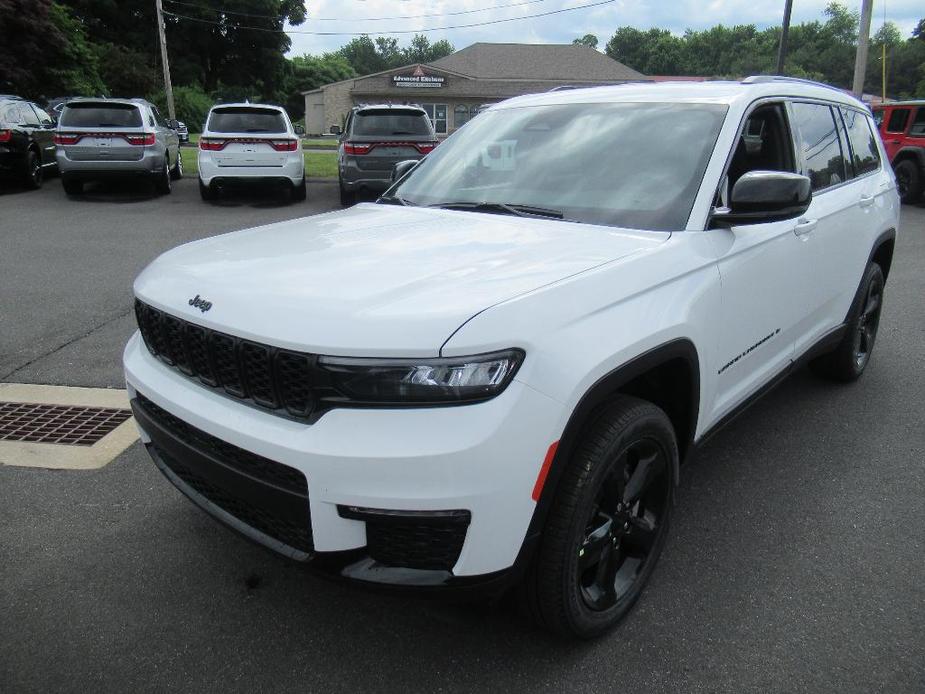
xmin=124 ymin=332 xmax=562 ymax=589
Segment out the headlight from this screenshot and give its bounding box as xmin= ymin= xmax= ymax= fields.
xmin=317 ymin=349 xmax=524 ymax=405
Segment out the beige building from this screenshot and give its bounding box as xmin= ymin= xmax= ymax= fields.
xmin=303 ymin=42 xmax=645 ymax=137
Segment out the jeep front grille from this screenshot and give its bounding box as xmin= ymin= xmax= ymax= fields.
xmin=134 ymin=299 xmax=336 ymax=421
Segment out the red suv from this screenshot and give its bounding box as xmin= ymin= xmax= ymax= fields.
xmin=872 ymin=101 xmax=925 ymax=203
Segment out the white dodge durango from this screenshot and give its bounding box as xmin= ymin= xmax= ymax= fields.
xmin=126 ymin=78 xmax=899 ymax=638
xmin=198 ymin=103 xmax=305 ymax=201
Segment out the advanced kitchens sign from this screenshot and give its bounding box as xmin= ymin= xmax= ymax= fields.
xmin=392 ymin=66 xmax=446 ymax=88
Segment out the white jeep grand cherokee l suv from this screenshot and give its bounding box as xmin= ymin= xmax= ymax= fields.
xmin=125 ymin=78 xmax=899 ymax=638
xmin=198 ymin=103 xmax=305 ymax=201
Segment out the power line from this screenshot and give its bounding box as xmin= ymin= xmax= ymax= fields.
xmin=163 ymin=0 xmax=556 ymax=22
xmin=161 ymin=0 xmax=618 ymax=36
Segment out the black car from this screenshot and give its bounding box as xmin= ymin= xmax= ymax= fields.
xmin=0 ymin=96 xmax=57 ymax=188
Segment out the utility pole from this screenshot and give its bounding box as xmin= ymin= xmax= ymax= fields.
xmin=776 ymin=0 xmax=793 ymax=74
xmin=852 ymin=0 xmax=874 ymax=98
xmin=154 ymin=0 xmax=176 ymax=120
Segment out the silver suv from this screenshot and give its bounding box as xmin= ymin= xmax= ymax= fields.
xmin=337 ymin=104 xmax=437 ymax=206
xmin=55 ymin=98 xmax=181 ymax=195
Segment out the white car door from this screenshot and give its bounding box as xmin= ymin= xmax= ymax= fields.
xmin=706 ymin=102 xmax=810 ymax=424
xmin=786 ymin=101 xmax=868 ymax=356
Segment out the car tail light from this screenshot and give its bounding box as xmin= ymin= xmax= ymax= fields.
xmin=270 ymin=139 xmax=299 ymax=152
xmin=124 ymin=132 xmax=156 ymax=146
xmin=343 ymin=142 xmax=372 ymax=155
xmin=54 ymin=132 xmax=83 ymax=145
xmin=0 ymin=129 xmax=11 ymax=143
xmin=199 ymin=138 xmax=226 ymax=151
xmin=416 ymin=141 xmax=438 ymax=154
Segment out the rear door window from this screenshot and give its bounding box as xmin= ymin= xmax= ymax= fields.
xmin=60 ymin=103 xmax=143 ymax=128
xmin=208 ymin=108 xmax=287 ymax=134
xmin=31 ymin=104 xmax=54 ymax=126
xmin=839 ymin=108 xmax=880 ymax=176
xmin=351 ymin=110 xmax=432 ymax=138
xmin=790 ymin=102 xmax=847 ymax=191
xmin=885 ymin=108 xmax=910 ymax=133
xmin=910 ymin=108 xmax=925 ymax=137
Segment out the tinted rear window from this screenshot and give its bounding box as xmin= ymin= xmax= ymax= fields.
xmin=208 ymin=108 xmax=287 ymax=133
xmin=352 ymin=110 xmax=432 ymax=137
xmin=60 ymin=103 xmax=142 ymax=128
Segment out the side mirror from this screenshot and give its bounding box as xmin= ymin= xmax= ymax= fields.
xmin=167 ymin=119 xmax=179 ymax=130
xmin=716 ymin=171 xmax=812 ymax=225
xmin=329 ymin=124 xmax=342 ymax=136
xmin=391 ymin=159 xmax=419 ymax=182
xmin=294 ymin=124 xmax=304 ymax=136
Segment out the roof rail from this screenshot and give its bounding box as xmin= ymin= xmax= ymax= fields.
xmin=741 ymin=75 xmax=842 ymax=92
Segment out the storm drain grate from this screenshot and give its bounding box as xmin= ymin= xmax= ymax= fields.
xmin=0 ymin=402 xmax=132 ymax=446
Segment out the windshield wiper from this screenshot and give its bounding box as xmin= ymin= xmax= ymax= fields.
xmin=429 ymin=201 xmax=564 ymax=219
xmin=377 ymin=194 xmax=414 ymax=206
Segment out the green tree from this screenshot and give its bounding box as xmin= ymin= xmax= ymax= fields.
xmin=0 ymin=0 xmax=105 ymax=99
xmin=400 ymin=35 xmax=454 ymax=65
xmin=573 ymin=34 xmax=599 ymax=50
xmin=339 ymin=36 xmax=388 ymax=75
xmin=280 ymin=53 xmax=357 ymax=120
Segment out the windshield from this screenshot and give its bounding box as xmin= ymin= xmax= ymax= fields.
xmin=352 ymin=110 xmax=432 ymax=137
xmin=59 ymin=103 xmax=142 ymax=128
xmin=391 ymin=102 xmax=727 ymax=231
xmin=208 ymin=107 xmax=287 ymax=134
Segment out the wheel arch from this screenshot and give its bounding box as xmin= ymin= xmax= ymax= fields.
xmin=868 ymin=227 xmax=896 ymax=283
xmin=509 ymin=338 xmax=700 ymax=582
xmin=892 ymin=146 xmax=925 ymax=169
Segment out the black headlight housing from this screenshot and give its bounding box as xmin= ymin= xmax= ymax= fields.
xmin=317 ymin=349 xmax=525 ymax=406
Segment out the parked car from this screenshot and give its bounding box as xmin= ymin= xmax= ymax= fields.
xmin=125 ymin=77 xmax=898 ymax=638
xmin=0 ymin=95 xmax=57 ymax=188
xmin=55 ymin=98 xmax=181 ymax=195
xmin=198 ymin=103 xmax=305 ymax=201
xmin=174 ymin=120 xmax=189 ymax=144
xmin=872 ymin=100 xmax=925 ymax=203
xmin=337 ymin=104 xmax=437 ymax=206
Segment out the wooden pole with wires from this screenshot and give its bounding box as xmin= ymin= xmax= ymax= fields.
xmin=155 ymin=0 xmax=176 ymax=120
xmin=776 ymin=0 xmax=793 ymax=74
xmin=852 ymin=0 xmax=874 ymax=98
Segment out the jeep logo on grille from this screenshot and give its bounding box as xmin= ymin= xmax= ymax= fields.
xmin=188 ymin=294 xmax=213 ymax=312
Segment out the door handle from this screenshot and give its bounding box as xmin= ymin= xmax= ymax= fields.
xmin=794 ymin=218 xmax=817 ymax=236
xmin=859 ymin=194 xmax=875 ymax=208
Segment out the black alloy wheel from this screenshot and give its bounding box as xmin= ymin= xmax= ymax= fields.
xmin=521 ymin=395 xmax=678 ymax=638
xmin=852 ymin=269 xmax=883 ymax=371
xmin=26 ymin=151 xmax=42 ymax=189
xmin=577 ymin=437 xmax=672 ymax=612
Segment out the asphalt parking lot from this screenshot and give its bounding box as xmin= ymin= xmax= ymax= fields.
xmin=2 ymin=178 xmax=924 ymax=693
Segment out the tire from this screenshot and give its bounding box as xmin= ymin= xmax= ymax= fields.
xmin=895 ymin=159 xmax=922 ymax=204
xmin=25 ymin=150 xmax=43 ymax=189
xmin=339 ymin=180 xmax=355 ymax=207
xmin=61 ymin=176 xmax=83 ymax=195
xmin=809 ymin=262 xmax=885 ymax=382
xmin=520 ymin=395 xmax=677 ymax=638
xmin=199 ymin=179 xmax=215 ymax=201
xmin=170 ymin=149 xmax=183 ymax=180
xmin=291 ymin=176 xmax=307 ymax=201
xmin=154 ymin=158 xmax=171 ymax=195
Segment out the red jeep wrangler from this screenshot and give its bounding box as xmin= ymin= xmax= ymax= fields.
xmin=872 ymin=101 xmax=925 ymax=203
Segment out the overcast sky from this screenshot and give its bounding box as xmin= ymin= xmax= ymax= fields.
xmin=285 ymin=0 xmax=922 ymax=58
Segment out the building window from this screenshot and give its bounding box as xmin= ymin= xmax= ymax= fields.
xmin=422 ymin=103 xmax=448 ymax=135
xmin=454 ymin=104 xmax=471 ymax=129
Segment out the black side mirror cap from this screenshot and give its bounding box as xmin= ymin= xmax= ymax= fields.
xmin=391 ymin=159 xmax=419 ymax=182
xmin=715 ymin=171 xmax=812 ymax=225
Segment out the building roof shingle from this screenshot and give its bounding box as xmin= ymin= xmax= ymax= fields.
xmin=428 ymin=42 xmax=644 ymax=82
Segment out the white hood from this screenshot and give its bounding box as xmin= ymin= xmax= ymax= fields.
xmin=134 ymin=203 xmax=667 ymax=356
